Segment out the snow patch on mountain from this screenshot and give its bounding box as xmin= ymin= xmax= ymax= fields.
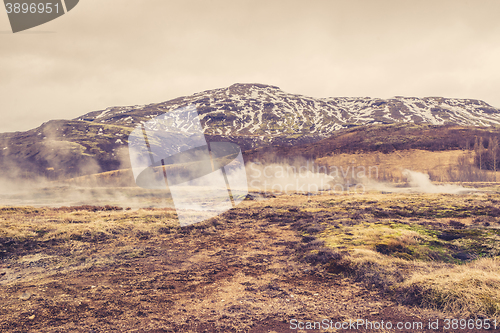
xmin=77 ymin=84 xmax=500 ymax=145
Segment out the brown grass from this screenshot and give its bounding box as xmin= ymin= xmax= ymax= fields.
xmin=275 ymin=191 xmax=500 ymax=318
xmin=316 ymin=149 xmax=500 ymax=183
xmin=2 ymin=191 xmax=500 ymax=323
xmin=399 ymin=258 xmax=500 ymax=317
xmin=0 ymin=206 xmax=178 ymax=243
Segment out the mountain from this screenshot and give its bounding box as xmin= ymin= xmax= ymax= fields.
xmin=1 ymin=83 xmax=500 ymax=179
xmin=77 ymin=83 xmax=500 ymax=137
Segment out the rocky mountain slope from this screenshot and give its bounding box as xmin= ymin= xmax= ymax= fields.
xmin=78 ymin=83 xmax=500 ymax=134
xmin=1 ymin=83 xmax=500 ymax=179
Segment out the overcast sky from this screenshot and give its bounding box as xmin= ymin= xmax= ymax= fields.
xmin=1 ymin=0 xmax=500 ymax=133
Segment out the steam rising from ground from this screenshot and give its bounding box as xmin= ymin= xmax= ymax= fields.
xmin=0 ymin=177 xmax=175 ymax=209
xmin=403 ymin=169 xmax=470 ymax=193
xmin=246 ymin=160 xmax=474 ymax=195
xmin=364 ymin=169 xmax=472 ymax=194
xmin=246 ymin=161 xmax=337 ymax=194
xmin=0 ymin=163 xmax=475 ymax=209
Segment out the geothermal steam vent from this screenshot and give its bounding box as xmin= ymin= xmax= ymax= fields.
xmin=128 ymin=105 xmax=248 ymax=227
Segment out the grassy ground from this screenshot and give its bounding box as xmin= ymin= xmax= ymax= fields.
xmin=299 ymin=192 xmax=500 ymax=319
xmin=1 ymin=191 xmax=500 ymax=332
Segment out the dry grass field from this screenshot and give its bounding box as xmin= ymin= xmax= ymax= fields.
xmin=1 ymin=190 xmax=500 ymax=332
xmin=316 ymin=149 xmax=468 ymax=182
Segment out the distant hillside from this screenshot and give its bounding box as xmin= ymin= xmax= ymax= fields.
xmin=1 ymin=83 xmax=500 ymax=179
xmin=244 ymin=123 xmax=500 ymax=184
xmin=244 ymin=123 xmax=500 ymax=162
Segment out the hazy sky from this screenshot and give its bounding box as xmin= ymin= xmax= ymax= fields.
xmin=1 ymin=0 xmax=500 ymax=133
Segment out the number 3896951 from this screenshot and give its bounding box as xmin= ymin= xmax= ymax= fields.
xmin=5 ymin=3 xmax=60 ymax=14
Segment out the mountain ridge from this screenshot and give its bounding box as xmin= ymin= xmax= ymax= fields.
xmin=1 ymin=83 xmax=500 ymax=179
xmin=76 ymin=83 xmax=500 ymax=136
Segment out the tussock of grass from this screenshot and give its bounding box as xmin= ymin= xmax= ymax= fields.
xmin=345 ymin=249 xmax=420 ymax=290
xmin=322 ymin=230 xmax=500 ymax=316
xmin=321 ymin=247 xmax=500 ymax=317
xmin=398 ymin=258 xmax=500 ymax=317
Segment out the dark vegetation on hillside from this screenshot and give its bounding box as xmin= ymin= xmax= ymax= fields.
xmin=244 ymin=124 xmax=500 ymax=162
xmin=473 ymin=136 xmax=500 ymax=172
xmin=243 ymin=123 xmax=500 ymax=183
